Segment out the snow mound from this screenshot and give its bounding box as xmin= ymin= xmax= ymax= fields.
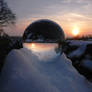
xmin=0 ymin=48 xmax=92 ymax=92
xmin=68 ymin=40 xmax=92 ymax=46
xmin=81 ymin=59 xmax=92 ymax=70
xmin=68 ymin=44 xmax=86 ymax=58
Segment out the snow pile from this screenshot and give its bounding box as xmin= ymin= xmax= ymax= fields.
xmin=64 ymin=40 xmax=92 ymax=81
xmin=81 ymin=59 xmax=92 ymax=70
xmin=68 ymin=44 xmax=86 ymax=58
xmin=66 ymin=40 xmax=92 ymax=60
xmin=68 ymin=40 xmax=92 ymax=46
xmin=67 ymin=40 xmax=92 ymax=64
xmin=0 ymin=48 xmax=92 ymax=92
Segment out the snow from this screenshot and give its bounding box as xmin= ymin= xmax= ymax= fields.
xmin=67 ymin=40 xmax=92 ymax=72
xmin=25 ymin=39 xmax=60 ymax=43
xmin=68 ymin=40 xmax=92 ymax=46
xmin=0 ymin=48 xmax=92 ymax=92
xmin=81 ymin=59 xmax=92 ymax=70
xmin=25 ymin=34 xmax=45 ymax=43
xmin=68 ymin=44 xmax=86 ymax=58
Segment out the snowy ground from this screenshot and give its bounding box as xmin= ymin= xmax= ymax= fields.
xmin=64 ymin=40 xmax=92 ymax=81
xmin=0 ymin=46 xmax=92 ymax=92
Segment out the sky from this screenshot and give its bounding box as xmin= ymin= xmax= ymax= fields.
xmin=5 ymin=0 xmax=92 ymax=37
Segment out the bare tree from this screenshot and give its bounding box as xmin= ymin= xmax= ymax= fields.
xmin=0 ymin=0 xmax=16 ymax=35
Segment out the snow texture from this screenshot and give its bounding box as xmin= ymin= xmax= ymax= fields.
xmin=81 ymin=59 xmax=92 ymax=70
xmin=68 ymin=40 xmax=92 ymax=46
xmin=67 ymin=40 xmax=92 ymax=70
xmin=0 ymin=48 xmax=92 ymax=92
xmin=68 ymin=44 xmax=86 ymax=58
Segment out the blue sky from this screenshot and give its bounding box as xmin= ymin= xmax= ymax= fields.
xmin=6 ymin=0 xmax=92 ymax=37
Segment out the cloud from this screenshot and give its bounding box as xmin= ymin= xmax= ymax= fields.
xmin=7 ymin=0 xmax=92 ymax=19
xmin=6 ymin=0 xmax=92 ymax=36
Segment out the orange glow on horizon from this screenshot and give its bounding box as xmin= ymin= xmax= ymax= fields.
xmin=10 ymin=17 xmax=92 ymax=37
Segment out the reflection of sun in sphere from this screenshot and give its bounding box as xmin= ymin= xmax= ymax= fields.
xmin=23 ymin=43 xmax=58 ymax=52
xmin=23 ymin=43 xmax=60 ymax=61
xmin=31 ymin=43 xmax=35 ymax=47
xmin=72 ymin=27 xmax=79 ymax=36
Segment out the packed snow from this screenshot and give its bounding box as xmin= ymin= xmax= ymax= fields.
xmin=81 ymin=59 xmax=92 ymax=71
xmin=64 ymin=40 xmax=92 ymax=81
xmin=68 ymin=40 xmax=92 ymax=46
xmin=0 ymin=44 xmax=92 ymax=92
xmin=68 ymin=44 xmax=86 ymax=58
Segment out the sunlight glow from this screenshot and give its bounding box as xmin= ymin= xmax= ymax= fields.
xmin=23 ymin=43 xmax=60 ymax=61
xmin=72 ymin=27 xmax=79 ymax=36
xmin=31 ymin=43 xmax=35 ymax=47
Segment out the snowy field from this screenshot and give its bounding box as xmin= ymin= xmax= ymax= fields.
xmin=0 ymin=41 xmax=92 ymax=92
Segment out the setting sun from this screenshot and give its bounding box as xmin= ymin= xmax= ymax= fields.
xmin=72 ymin=27 xmax=79 ymax=36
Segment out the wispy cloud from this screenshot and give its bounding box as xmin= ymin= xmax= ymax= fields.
xmin=7 ymin=0 xmax=92 ymax=36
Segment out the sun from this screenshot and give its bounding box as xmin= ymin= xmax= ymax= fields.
xmin=72 ymin=27 xmax=79 ymax=36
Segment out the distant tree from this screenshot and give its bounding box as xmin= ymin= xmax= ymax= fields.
xmin=0 ymin=0 xmax=16 ymax=35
